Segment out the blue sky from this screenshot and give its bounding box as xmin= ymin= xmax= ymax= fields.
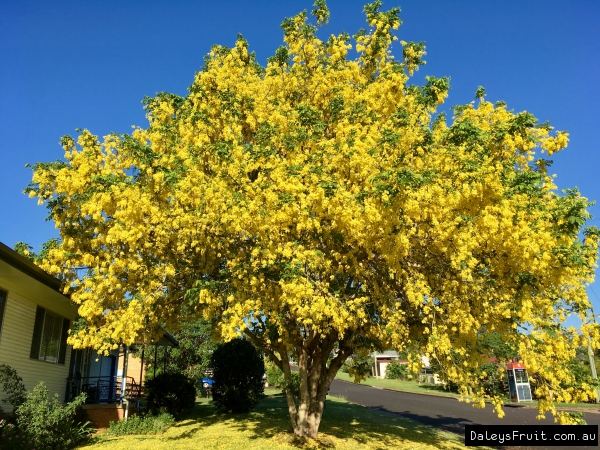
xmin=1 ymin=0 xmax=599 ymax=316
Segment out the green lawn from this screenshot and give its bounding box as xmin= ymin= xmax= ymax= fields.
xmin=80 ymin=396 xmax=474 ymax=449
xmin=516 ymin=401 xmax=600 ymax=410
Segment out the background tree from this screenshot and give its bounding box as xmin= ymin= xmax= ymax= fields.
xmin=139 ymin=318 xmax=219 ymax=383
xmin=26 ymin=0 xmax=599 ymax=439
xmin=477 ymin=330 xmax=518 ymax=362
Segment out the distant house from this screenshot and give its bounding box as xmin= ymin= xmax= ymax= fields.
xmin=372 ymin=351 xmax=404 ymax=378
xmin=0 ymin=241 xmax=177 ymax=427
xmin=0 ymin=241 xmax=78 ymax=412
xmin=372 ymin=351 xmax=446 ymax=384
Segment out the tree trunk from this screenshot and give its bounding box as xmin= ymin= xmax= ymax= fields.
xmin=295 ymin=387 xmax=327 ymax=438
xmin=285 ymin=335 xmax=352 ymax=439
xmin=243 ymin=329 xmax=353 ymax=440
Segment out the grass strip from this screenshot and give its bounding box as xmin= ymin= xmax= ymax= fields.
xmin=335 ymin=371 xmax=460 ymax=398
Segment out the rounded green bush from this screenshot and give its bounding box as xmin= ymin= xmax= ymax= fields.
xmin=144 ymin=372 xmax=196 ymax=419
xmin=211 ymin=338 xmax=264 ymax=413
xmin=265 ymin=359 xmax=285 ymax=387
xmin=385 ymin=360 xmax=410 ymax=379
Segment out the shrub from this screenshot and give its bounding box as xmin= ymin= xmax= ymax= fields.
xmin=340 ymin=360 xmax=352 ymax=373
xmin=15 ymin=382 xmax=91 ymax=450
xmin=104 ymin=412 xmax=174 ymax=435
xmin=0 ymin=418 xmax=33 ymax=449
xmin=385 ymin=361 xmax=410 ymax=380
xmin=443 ymin=362 xmax=508 ymax=398
xmin=0 ymin=364 xmax=27 ymax=413
xmin=211 ymin=338 xmax=265 ymax=413
xmin=341 ymin=354 xmax=373 ymax=382
xmin=283 ymin=372 xmax=300 ymax=402
xmin=144 ymin=372 xmax=196 ymax=419
xmin=265 ymin=360 xmax=285 ymax=387
xmin=479 ymin=362 xmax=508 ymax=398
xmin=264 ymin=359 xmax=299 ymax=402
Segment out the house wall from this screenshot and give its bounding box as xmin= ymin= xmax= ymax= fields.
xmin=379 ymin=361 xmax=389 ymax=379
xmin=125 ymin=354 xmax=146 ymax=386
xmin=0 ymin=259 xmax=78 ymax=412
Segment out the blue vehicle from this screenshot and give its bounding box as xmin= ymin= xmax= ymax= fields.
xmin=201 ymin=377 xmax=214 ymax=389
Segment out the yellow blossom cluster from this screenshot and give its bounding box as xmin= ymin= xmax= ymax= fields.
xmin=27 ymin=0 xmax=599 ymax=426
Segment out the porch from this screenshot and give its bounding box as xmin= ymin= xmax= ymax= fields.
xmin=65 ymin=332 xmax=178 ymax=428
xmin=65 ymin=375 xmax=141 ymax=405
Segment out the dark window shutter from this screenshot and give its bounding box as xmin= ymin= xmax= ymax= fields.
xmin=58 ymin=319 xmax=70 ymax=364
xmin=0 ymin=289 xmax=7 ymax=336
xmin=30 ymin=306 xmax=46 ymax=359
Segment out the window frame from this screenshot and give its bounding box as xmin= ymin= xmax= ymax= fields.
xmin=30 ymin=306 xmax=69 ymax=365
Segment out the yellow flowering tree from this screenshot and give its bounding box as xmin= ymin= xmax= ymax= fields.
xmin=27 ymin=0 xmax=599 ymax=438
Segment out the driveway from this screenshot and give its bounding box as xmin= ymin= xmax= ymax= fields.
xmin=328 ymin=378 xmax=600 ymax=449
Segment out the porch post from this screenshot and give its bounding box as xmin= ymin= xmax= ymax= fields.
xmin=154 ymin=345 xmax=157 ymax=378
xmin=139 ymin=346 xmax=145 ymax=389
xmin=120 ymin=345 xmax=129 ymax=408
xmin=80 ymin=348 xmax=90 ymax=392
xmin=371 ymin=352 xmax=376 ymax=377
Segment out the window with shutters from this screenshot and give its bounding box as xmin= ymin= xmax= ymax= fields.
xmin=30 ymin=306 xmax=70 ymax=364
xmin=0 ymin=289 xmax=6 ymax=339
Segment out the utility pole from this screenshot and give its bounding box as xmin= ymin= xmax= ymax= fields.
xmin=587 ymin=306 xmax=600 ymax=403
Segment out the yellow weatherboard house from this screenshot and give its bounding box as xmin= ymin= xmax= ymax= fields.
xmin=0 ymin=241 xmax=176 ymax=428
xmin=0 ymin=240 xmax=77 ymax=412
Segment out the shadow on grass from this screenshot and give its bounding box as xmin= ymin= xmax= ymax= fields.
xmin=161 ymin=396 xmax=461 ymax=449
xmin=364 ymin=405 xmax=472 ymax=436
xmin=317 ymin=399 xmax=462 ymax=449
xmin=162 ymin=398 xmax=289 ymax=443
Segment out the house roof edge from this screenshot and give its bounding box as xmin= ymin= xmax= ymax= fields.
xmin=0 ymin=240 xmax=67 ymax=297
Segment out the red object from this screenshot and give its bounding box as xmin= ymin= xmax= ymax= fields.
xmin=507 ymin=362 xmax=525 ymax=370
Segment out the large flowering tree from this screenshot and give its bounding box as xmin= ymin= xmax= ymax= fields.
xmin=27 ymin=0 xmax=599 ymax=438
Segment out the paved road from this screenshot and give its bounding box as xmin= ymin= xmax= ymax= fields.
xmin=329 ymin=378 xmax=600 ymax=449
